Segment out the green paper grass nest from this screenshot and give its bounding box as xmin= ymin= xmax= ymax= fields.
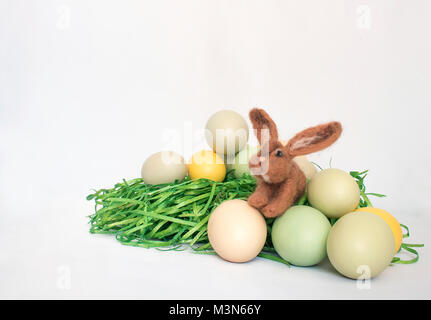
xmin=87 ymin=170 xmax=422 ymax=266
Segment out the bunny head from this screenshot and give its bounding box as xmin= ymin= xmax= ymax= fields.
xmin=249 ymin=108 xmax=342 ymax=184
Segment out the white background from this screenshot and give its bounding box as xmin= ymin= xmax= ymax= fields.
xmin=1 ymin=0 xmax=430 ymax=299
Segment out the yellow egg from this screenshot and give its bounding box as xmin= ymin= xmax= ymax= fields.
xmin=355 ymin=207 xmax=403 ymax=253
xmin=188 ymin=150 xmax=226 ymax=182
xmin=208 ymin=199 xmax=267 ymax=263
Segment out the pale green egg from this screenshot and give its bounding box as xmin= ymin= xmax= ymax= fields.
xmin=308 ymin=168 xmax=360 ymax=218
xmin=271 ymin=205 xmax=331 ymax=266
xmin=327 ymin=211 xmax=395 ymax=279
xmin=230 ymin=145 xmax=259 ymax=178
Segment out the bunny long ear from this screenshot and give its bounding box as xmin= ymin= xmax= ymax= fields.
xmin=285 ymin=121 xmax=342 ymax=157
xmin=249 ymin=108 xmax=279 ymax=148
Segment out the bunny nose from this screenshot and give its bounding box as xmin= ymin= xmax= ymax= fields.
xmin=249 ymin=154 xmax=260 ymax=166
xmin=259 ymin=156 xmax=266 ymax=163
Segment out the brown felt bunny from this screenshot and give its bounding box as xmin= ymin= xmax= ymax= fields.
xmin=247 ymin=108 xmax=342 ymax=218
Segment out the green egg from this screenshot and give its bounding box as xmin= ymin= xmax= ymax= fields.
xmin=271 ymin=205 xmax=331 ymax=266
xmin=231 ymin=145 xmax=259 ymax=178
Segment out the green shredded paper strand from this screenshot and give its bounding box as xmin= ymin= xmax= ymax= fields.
xmin=88 ymin=170 xmax=423 ymax=266
xmin=390 ymin=224 xmax=424 ymax=264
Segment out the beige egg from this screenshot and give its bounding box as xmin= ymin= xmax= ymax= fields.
xmin=279 ymin=139 xmax=289 ymax=146
xmin=279 ymin=139 xmax=317 ymax=180
xmin=327 ymin=211 xmax=395 ymax=279
xmin=208 ymin=199 xmax=267 ymax=263
xmin=141 ymin=151 xmax=188 ymax=185
xmin=205 ymin=110 xmax=249 ymax=156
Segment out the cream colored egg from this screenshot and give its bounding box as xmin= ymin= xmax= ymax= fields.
xmin=205 ymin=110 xmax=249 ymax=156
xmin=141 ymin=151 xmax=188 ymax=185
xmin=208 ymin=199 xmax=267 ymax=263
xmin=292 ymin=156 xmax=317 ymax=180
xmin=279 ymin=139 xmax=289 ymax=146
xmin=279 ymin=140 xmax=316 ymax=180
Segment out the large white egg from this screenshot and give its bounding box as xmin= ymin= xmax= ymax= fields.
xmin=205 ymin=110 xmax=249 ymax=156
xmin=141 ymin=151 xmax=188 ymax=185
xmin=208 ymin=199 xmax=267 ymax=263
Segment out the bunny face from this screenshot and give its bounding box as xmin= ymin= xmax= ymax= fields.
xmin=249 ymin=142 xmax=294 ymax=184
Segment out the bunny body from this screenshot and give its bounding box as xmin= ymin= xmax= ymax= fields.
xmin=248 ymin=108 xmax=342 ymax=218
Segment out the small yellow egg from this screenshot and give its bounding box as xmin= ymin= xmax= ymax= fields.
xmin=188 ymin=150 xmax=226 ymax=182
xmin=355 ymin=207 xmax=403 ymax=253
xmin=208 ymin=199 xmax=267 ymax=263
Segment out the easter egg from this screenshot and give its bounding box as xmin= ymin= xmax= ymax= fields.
xmin=327 ymin=211 xmax=395 ymax=279
xmin=224 ymin=154 xmax=235 ymax=173
xmin=355 ymin=207 xmax=403 ymax=253
xmin=208 ymin=199 xmax=267 ymax=263
xmin=231 ymin=145 xmax=260 ymax=178
xmin=279 ymin=140 xmax=317 ymax=180
xmin=141 ymin=151 xmax=188 ymax=185
xmin=188 ymin=150 xmax=226 ymax=182
xmin=271 ymin=205 xmax=331 ymax=266
xmin=292 ymin=156 xmax=317 ymax=180
xmin=308 ymin=168 xmax=360 ymax=218
xmin=205 ymin=110 xmax=249 ymax=156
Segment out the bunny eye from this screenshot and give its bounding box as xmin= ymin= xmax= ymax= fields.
xmin=275 ymin=149 xmax=283 ymax=157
